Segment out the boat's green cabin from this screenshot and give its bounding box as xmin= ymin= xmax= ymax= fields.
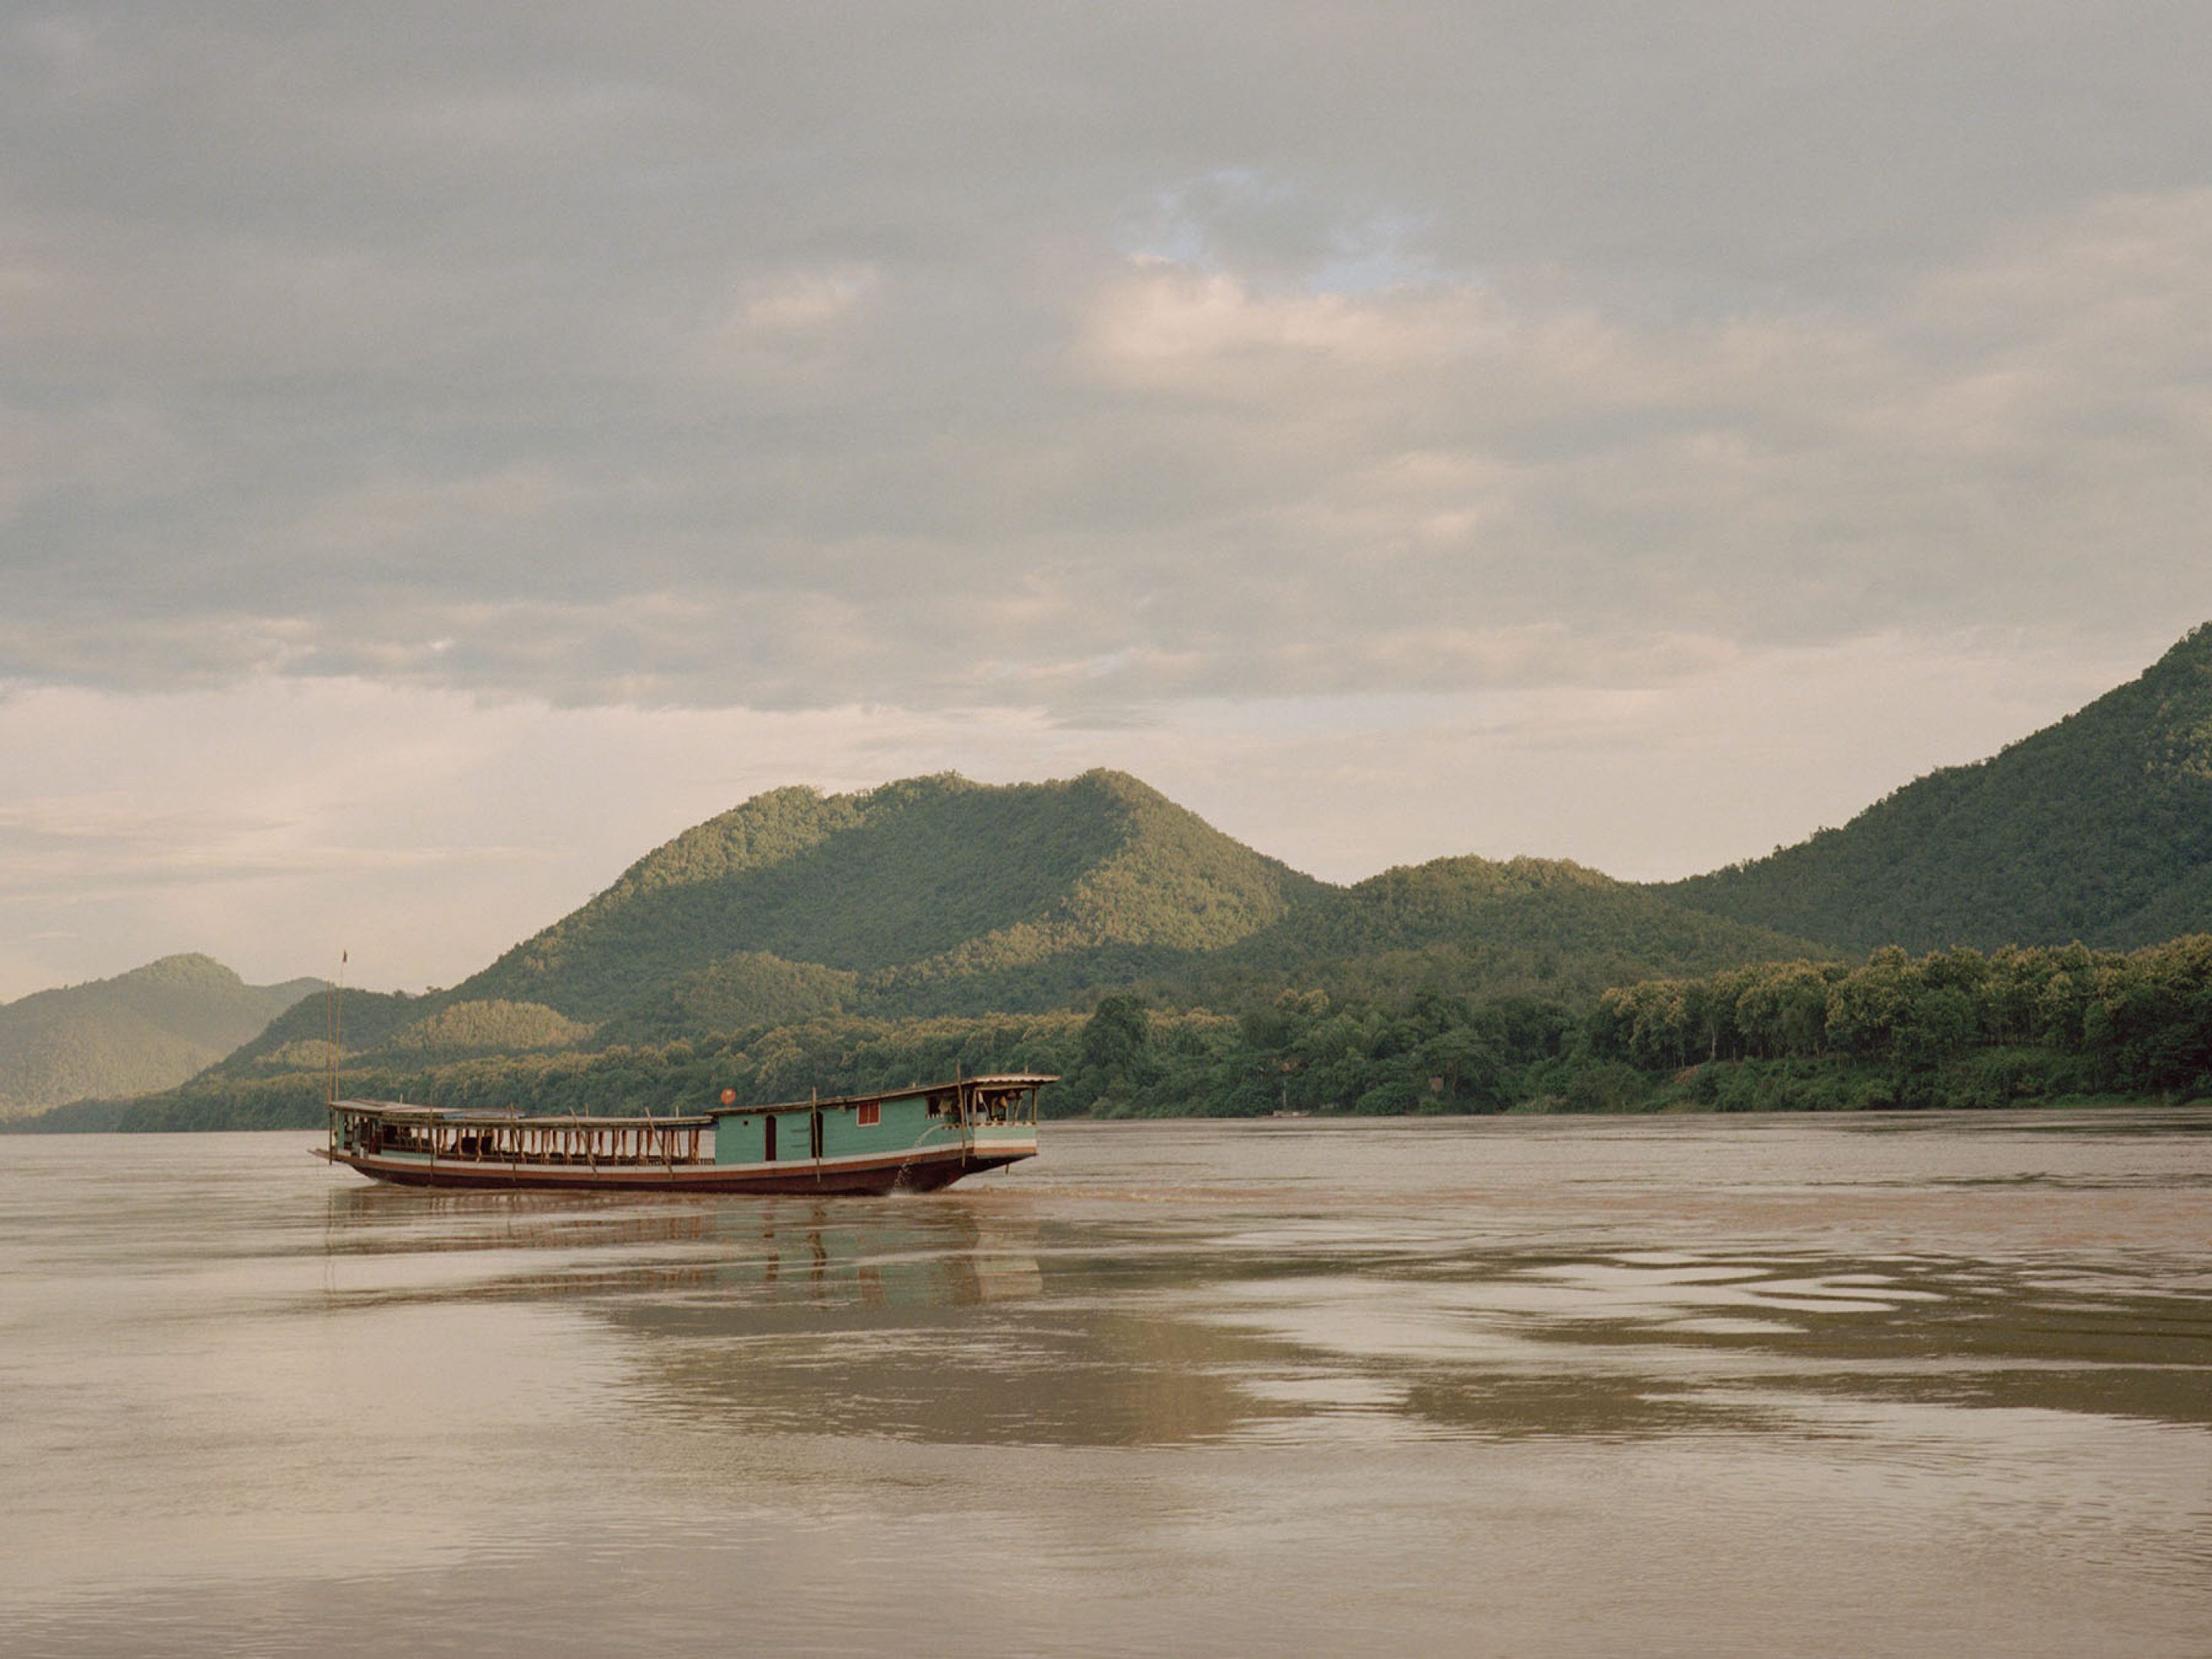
xmin=329 ymin=1074 xmax=1049 ymax=1171
xmin=707 ymin=1075 xmax=1048 ymax=1167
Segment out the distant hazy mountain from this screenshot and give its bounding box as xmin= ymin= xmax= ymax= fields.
xmin=1661 ymin=623 xmax=2212 ymax=952
xmin=0 ymin=955 xmax=326 ymax=1119
xmin=26 ymin=634 xmax=2212 ymax=1131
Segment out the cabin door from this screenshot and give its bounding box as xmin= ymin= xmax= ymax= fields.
xmin=763 ymin=1115 xmax=777 ymax=1161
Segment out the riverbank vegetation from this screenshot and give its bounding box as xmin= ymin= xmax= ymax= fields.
xmin=1661 ymin=622 xmax=2212 ymax=951
xmin=12 ymin=622 xmax=2212 ymax=1133
xmin=23 ymin=935 xmax=2208 ymax=1131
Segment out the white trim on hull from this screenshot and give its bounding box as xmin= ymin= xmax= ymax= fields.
xmin=313 ymin=1137 xmax=1038 ymax=1194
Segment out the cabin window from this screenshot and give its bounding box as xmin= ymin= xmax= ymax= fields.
xmin=856 ymin=1102 xmax=880 ymax=1128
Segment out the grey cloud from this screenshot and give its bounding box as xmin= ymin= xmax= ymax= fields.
xmin=2 ymin=3 xmax=2210 ymax=720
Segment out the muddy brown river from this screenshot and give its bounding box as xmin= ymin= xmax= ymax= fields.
xmin=2 ymin=1110 xmax=2207 ymax=1656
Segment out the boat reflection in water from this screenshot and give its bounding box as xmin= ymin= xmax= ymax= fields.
xmin=314 ymin=1183 xmax=1276 ymax=1446
xmin=321 ymin=1185 xmax=1043 ymax=1308
xmin=8 ymin=1114 xmax=2208 ymax=1659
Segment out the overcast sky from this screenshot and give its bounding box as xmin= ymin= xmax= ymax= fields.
xmin=4 ymin=2 xmax=2210 ymax=999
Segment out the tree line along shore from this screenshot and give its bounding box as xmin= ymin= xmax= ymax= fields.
xmin=19 ymin=934 xmax=2209 ymax=1132
xmin=11 ymin=623 xmax=2212 ymax=1131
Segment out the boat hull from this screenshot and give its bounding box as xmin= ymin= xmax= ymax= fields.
xmin=313 ymin=1142 xmax=1034 ymax=1194
xmin=319 ymin=1074 xmax=1051 ymax=1197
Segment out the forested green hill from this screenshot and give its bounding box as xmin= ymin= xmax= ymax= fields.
xmin=212 ymin=989 xmax=596 ymax=1078
xmin=449 ymin=770 xmax=1325 ymax=1022
xmin=599 ymin=953 xmax=858 ymax=1045
xmin=1190 ymin=855 xmax=1826 ymax=1003
xmin=0 ymin=955 xmax=325 ymax=1120
xmin=22 ymin=627 xmax=2212 ymax=1136
xmin=296 ymin=773 xmax=1813 ymax=1066
xmin=45 ymin=929 xmax=2210 ymax=1134
xmin=214 ymin=985 xmax=420 ymax=1076
xmin=16 ymin=771 xmax=1836 ymax=1129
xmin=1661 ymin=623 xmax=2212 ymax=952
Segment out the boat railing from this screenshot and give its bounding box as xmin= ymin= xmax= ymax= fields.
xmin=330 ymin=1075 xmax=1045 ymax=1174
xmin=333 ymin=1104 xmax=712 ymax=1169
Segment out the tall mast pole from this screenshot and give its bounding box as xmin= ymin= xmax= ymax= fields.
xmin=332 ymin=950 xmax=346 ymax=1104
xmin=325 ymin=950 xmax=347 ymax=1157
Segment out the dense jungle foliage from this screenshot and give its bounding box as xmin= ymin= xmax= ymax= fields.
xmin=445 ymin=771 xmax=1324 ymax=1021
xmin=16 ymin=629 xmax=2212 ymax=1134
xmin=1583 ymin=935 xmax=2212 ymax=1109
xmin=1175 ymin=854 xmax=1821 ymax=1005
xmin=189 ymin=769 xmax=1818 ymax=1086
xmin=1662 ymin=624 xmax=2212 ymax=952
xmin=30 ymin=935 xmax=2209 ymax=1133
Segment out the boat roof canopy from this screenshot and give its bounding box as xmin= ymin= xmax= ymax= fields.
xmin=331 ymin=1072 xmax=1058 ymax=1127
xmin=704 ymin=1074 xmax=1060 ymax=1118
xmin=331 ymin=1098 xmax=714 ymax=1128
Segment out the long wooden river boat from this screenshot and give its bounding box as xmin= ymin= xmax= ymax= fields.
xmin=315 ymin=1074 xmax=1052 ymax=1194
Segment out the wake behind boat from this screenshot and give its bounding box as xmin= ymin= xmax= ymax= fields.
xmin=315 ymin=1074 xmax=1051 ymax=1194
